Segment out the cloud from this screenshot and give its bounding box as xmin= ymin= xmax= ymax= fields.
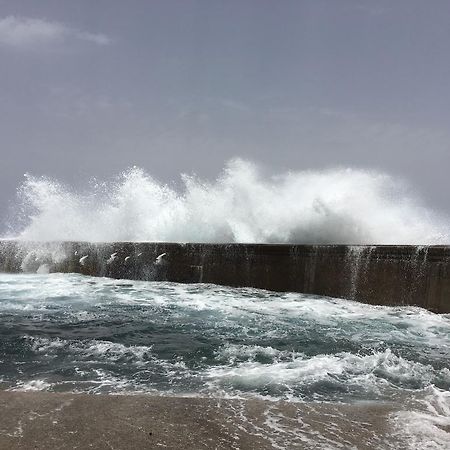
xmin=75 ymin=30 xmax=111 ymax=46
xmin=0 ymin=16 xmax=111 ymax=49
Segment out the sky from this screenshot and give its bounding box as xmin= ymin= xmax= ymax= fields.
xmin=1 ymin=0 xmax=450 ymax=230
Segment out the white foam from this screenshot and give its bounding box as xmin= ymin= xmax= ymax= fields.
xmin=217 ymin=344 xmax=283 ymax=363
xmin=10 ymin=379 xmax=52 ymax=391
xmin=206 ymin=348 xmax=446 ymax=396
xmin=36 ymin=263 xmax=50 ymax=274
xmin=391 ymin=386 xmax=450 ymax=449
xmin=27 ymin=336 xmax=154 ymax=364
xmin=18 ymin=242 xmax=68 ymax=273
xmin=7 ymin=159 xmax=450 ymax=244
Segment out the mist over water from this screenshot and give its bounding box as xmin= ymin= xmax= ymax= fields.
xmin=5 ymin=159 xmax=450 ymax=244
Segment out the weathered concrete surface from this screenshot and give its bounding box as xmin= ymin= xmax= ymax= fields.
xmin=1 ymin=240 xmax=450 ymax=312
xmin=0 ymin=391 xmax=400 ymax=449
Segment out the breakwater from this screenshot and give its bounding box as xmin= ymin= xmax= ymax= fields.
xmin=0 ymin=241 xmax=449 ymax=313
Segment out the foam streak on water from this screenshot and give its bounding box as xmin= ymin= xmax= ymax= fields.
xmin=0 ymin=273 xmax=449 ymax=448
xmin=6 ymin=159 xmax=450 ymax=244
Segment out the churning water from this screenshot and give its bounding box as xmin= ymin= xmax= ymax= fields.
xmin=0 ymin=273 xmax=449 ymax=448
xmin=1 ymin=160 xmax=450 ymax=447
xmin=5 ymin=159 xmax=450 ymax=244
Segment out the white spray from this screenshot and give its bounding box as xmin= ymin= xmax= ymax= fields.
xmin=5 ymin=159 xmax=450 ymax=244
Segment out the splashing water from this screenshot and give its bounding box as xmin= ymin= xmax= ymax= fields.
xmin=0 ymin=273 xmax=449 ymax=448
xmin=5 ymin=159 xmax=450 ymax=244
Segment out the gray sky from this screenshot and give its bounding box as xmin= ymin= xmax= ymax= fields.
xmin=1 ymin=0 xmax=450 ymax=230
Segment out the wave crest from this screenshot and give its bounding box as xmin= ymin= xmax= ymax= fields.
xmin=7 ymin=159 xmax=450 ymax=244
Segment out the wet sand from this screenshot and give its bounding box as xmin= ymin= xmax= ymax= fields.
xmin=0 ymin=391 xmax=404 ymax=449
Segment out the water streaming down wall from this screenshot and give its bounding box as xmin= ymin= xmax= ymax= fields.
xmin=0 ymin=240 xmax=449 ymax=313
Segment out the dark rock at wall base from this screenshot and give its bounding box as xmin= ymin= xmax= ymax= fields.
xmin=1 ymin=241 xmax=449 ymax=313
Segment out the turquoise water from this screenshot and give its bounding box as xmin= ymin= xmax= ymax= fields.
xmin=1 ymin=273 xmax=450 ymax=447
xmin=0 ymin=273 xmax=448 ymax=401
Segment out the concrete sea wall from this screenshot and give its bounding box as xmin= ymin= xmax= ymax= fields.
xmin=0 ymin=241 xmax=449 ymax=313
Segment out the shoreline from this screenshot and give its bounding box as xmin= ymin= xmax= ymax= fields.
xmin=0 ymin=390 xmax=402 ymax=449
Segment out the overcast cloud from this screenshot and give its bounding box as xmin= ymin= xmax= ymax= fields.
xmin=1 ymin=0 xmax=450 ymax=231
xmin=0 ymin=15 xmax=110 ymax=48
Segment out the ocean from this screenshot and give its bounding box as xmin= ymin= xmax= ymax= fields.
xmin=1 ymin=272 xmax=449 ymax=448
xmin=1 ymin=160 xmax=450 ymax=447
